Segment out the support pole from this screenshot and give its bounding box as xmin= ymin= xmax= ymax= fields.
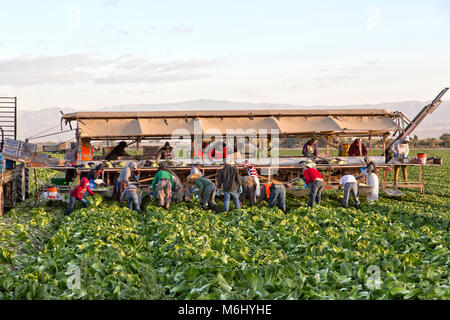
xmin=33 ymin=169 xmax=38 ymax=202
xmin=326 ymin=136 xmax=330 ymax=157
xmin=0 ymin=182 xmax=3 ymax=217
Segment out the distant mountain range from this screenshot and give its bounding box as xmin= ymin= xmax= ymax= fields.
xmin=17 ymin=99 xmax=449 ymax=142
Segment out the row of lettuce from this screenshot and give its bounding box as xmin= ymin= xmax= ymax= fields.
xmin=0 ymin=151 xmax=448 ymax=299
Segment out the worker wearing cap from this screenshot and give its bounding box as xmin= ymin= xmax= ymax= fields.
xmin=302 ymin=161 xmax=324 ymax=208
xmin=106 ymin=141 xmax=129 ymax=161
xmin=389 ymin=135 xmax=410 ymax=184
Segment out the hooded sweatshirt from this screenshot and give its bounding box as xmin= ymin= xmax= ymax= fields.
xmin=71 ymin=177 xmax=94 ymax=200
xmin=390 ymin=136 xmax=410 ymax=157
xmin=118 ymin=162 xmax=136 ymax=184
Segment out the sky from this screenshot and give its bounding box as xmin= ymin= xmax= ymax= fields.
xmin=0 ymin=0 xmax=449 ymax=110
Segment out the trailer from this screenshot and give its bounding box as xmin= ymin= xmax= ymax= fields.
xmin=49 ymin=89 xmax=446 ymax=197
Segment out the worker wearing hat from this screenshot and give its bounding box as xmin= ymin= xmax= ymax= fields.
xmin=106 ymin=141 xmax=129 ymax=161
xmin=156 ymin=141 xmax=173 ymax=163
xmin=389 ymin=135 xmax=410 ymax=185
xmin=302 ymin=161 xmax=324 ymax=208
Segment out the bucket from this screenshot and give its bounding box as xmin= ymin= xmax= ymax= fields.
xmin=338 ymin=144 xmax=350 ymax=156
xmin=417 ymin=153 xmax=426 ymax=165
xmin=48 ymin=186 xmax=58 ymax=199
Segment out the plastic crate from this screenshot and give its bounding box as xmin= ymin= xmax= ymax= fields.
xmin=50 ymin=177 xmax=70 ymax=186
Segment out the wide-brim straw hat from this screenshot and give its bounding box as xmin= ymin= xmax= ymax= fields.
xmin=304 ymin=160 xmax=316 ymax=168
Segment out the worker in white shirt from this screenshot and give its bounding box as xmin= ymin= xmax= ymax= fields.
xmin=388 ymin=135 xmax=410 ymax=184
xmin=339 ymin=174 xmax=360 ymax=209
xmin=362 ymin=157 xmax=379 ymax=203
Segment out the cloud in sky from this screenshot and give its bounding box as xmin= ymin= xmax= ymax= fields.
xmin=104 ymin=0 xmax=118 ymax=6
xmin=366 ymin=5 xmax=382 ymax=31
xmin=287 ymin=60 xmax=383 ymax=89
xmin=0 ymin=54 xmax=222 ymax=86
xmin=173 ymin=24 xmax=192 ymax=33
xmin=118 ymin=29 xmax=130 ymax=36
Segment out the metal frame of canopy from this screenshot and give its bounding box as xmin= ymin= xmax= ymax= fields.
xmin=62 ymin=109 xmax=402 ymax=157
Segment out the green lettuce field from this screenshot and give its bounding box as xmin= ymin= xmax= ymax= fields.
xmin=0 ymin=150 xmax=448 ymax=300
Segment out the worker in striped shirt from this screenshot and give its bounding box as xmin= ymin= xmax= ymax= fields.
xmin=243 ymin=160 xmax=260 ymax=199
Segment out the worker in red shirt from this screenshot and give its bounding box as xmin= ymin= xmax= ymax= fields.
xmin=65 ymin=177 xmax=94 ymax=215
xmin=302 ymin=161 xmax=324 ymax=208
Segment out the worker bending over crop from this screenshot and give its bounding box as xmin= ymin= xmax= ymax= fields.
xmin=113 ymin=162 xmax=138 ymax=201
xmin=302 ymin=161 xmax=324 ymax=208
xmin=257 ymin=181 xmax=286 ymax=213
xmin=152 ymin=164 xmax=173 ymax=209
xmin=242 ymin=160 xmax=260 ymax=201
xmin=188 ymin=174 xmax=218 ymax=211
xmin=120 ymin=180 xmax=142 ymax=213
xmin=240 ymin=176 xmax=258 ymax=207
xmin=339 ymin=174 xmax=360 ymax=209
xmin=217 ymin=160 xmax=241 ymax=211
xmin=66 ymin=177 xmax=94 ymax=215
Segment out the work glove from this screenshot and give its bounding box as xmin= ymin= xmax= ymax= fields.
xmin=304 ymin=184 xmax=310 ymax=189
xmin=394 ymin=152 xmax=399 ymax=157
xmin=133 ymin=175 xmax=139 ymax=181
xmin=81 ymin=198 xmax=88 ymax=207
xmin=194 ymin=194 xmax=199 ymax=199
xmin=239 ymin=186 xmax=243 ymax=193
xmin=216 ymin=189 xmax=220 ymax=196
